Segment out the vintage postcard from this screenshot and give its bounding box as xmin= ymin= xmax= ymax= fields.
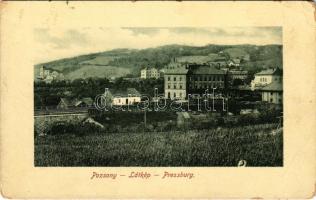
xmin=0 ymin=1 xmax=315 ymax=199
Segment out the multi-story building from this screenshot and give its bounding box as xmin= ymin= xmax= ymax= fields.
xmin=187 ymin=64 xmax=226 ymax=93
xmin=251 ymin=68 xmax=282 ymax=89
xmin=164 ymin=62 xmax=227 ymax=100
xmin=164 ymin=62 xmax=188 ymax=100
xmin=140 ymin=67 xmax=160 ymax=79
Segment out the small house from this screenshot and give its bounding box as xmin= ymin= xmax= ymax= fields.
xmin=259 ymin=82 xmax=283 ymax=104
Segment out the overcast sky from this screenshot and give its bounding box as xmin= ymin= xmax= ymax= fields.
xmin=34 ymin=27 xmax=282 ymax=64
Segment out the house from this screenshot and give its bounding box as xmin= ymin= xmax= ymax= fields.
xmin=140 ymin=67 xmax=160 ymax=79
xmin=259 ymin=82 xmax=283 ymax=104
xmin=227 ymin=59 xmax=241 ymax=67
xmin=57 ymin=97 xmax=94 ymax=109
xmin=251 ymin=68 xmax=282 ymax=90
xmin=108 ymin=88 xmax=142 ymax=106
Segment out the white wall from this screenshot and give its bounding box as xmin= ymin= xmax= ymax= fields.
xmin=112 ymin=97 xmax=141 ymax=105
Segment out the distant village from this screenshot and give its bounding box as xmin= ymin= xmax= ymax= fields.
xmin=35 ymin=51 xmax=282 ymax=114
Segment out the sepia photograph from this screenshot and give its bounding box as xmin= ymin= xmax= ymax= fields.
xmin=1 ymin=1 xmax=316 ymax=198
xmin=34 ymin=27 xmax=283 ymax=167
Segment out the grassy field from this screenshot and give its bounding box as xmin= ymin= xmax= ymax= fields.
xmin=35 ymin=123 xmax=283 ymax=167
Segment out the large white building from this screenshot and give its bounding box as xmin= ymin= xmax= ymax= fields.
xmin=251 ymin=68 xmax=282 ymax=90
xmin=140 ymin=67 xmax=160 ymax=79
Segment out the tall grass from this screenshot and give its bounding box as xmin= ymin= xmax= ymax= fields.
xmin=35 ymin=123 xmax=282 ymax=167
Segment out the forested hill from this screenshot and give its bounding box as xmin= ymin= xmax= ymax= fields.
xmin=35 ymin=44 xmax=282 ymax=80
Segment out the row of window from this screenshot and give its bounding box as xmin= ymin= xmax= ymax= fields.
xmin=190 ymin=83 xmax=223 ymax=89
xmin=167 ymin=76 xmax=183 ymax=81
xmin=260 ymin=77 xmax=268 ymax=82
xmin=166 ymin=76 xmax=224 ymax=82
xmin=190 ymin=76 xmax=223 ymax=82
xmin=167 ymin=92 xmax=183 ymax=98
xmin=167 ymin=84 xmax=183 ymax=89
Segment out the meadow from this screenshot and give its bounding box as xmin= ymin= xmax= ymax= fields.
xmin=35 ymin=123 xmax=283 ymax=167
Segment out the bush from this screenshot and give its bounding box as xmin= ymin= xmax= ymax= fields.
xmin=48 ymin=122 xmax=78 ymax=135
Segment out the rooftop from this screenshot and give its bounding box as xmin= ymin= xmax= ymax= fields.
xmin=260 ymin=82 xmax=283 ymax=91
xmin=189 ymin=65 xmax=226 ymax=75
xmin=164 ymin=63 xmax=189 ymax=75
xmin=111 ymin=88 xmax=141 ymax=97
xmin=229 ymin=70 xmax=248 ymax=75
xmin=256 ymin=68 xmax=283 ymax=76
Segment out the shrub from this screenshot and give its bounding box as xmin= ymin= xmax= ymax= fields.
xmin=48 ymin=122 xmax=78 ymax=135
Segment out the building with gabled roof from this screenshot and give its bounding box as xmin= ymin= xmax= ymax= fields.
xmin=251 ymin=68 xmax=282 ymax=90
xmin=259 ymin=81 xmax=283 ymax=104
xmin=57 ymin=97 xmax=94 ymax=109
xmin=104 ymin=88 xmax=142 ymax=106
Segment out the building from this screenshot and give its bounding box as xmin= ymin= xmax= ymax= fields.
xmin=57 ymin=97 xmax=94 ymax=109
xmin=140 ymin=67 xmax=160 ymax=79
xmin=187 ymin=64 xmax=226 ymax=93
xmin=251 ymin=68 xmax=282 ymax=90
xmin=207 ymin=57 xmax=228 ymax=68
xmin=105 ymin=88 xmax=141 ymax=106
xmin=227 ymin=70 xmax=248 ymax=83
xmin=37 ymin=65 xmax=64 ymax=83
xmin=164 ymin=62 xmax=188 ymax=100
xmin=259 ymin=82 xmax=283 ymax=104
xmin=164 ymin=61 xmax=227 ymax=100
xmin=227 ymin=59 xmax=241 ymax=67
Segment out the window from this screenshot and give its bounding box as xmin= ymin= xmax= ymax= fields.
xmin=270 ymin=98 xmax=273 ymax=103
xmin=270 ymin=92 xmax=273 ymax=95
xmin=180 ymin=77 xmax=182 ymax=81
xmin=174 ymin=93 xmax=176 ymax=98
xmin=168 ymin=92 xmax=170 ymax=98
xmin=125 ymin=99 xmax=128 ymax=104
xmin=174 ymin=77 xmax=176 ymax=81
xmin=168 ymin=76 xmax=170 ymax=81
xmin=204 ymin=76 xmax=207 ymax=81
xmin=179 ymin=84 xmax=182 ymax=89
xmin=118 ymin=99 xmax=121 ymax=103
xmin=168 ymin=84 xmax=170 ymax=89
xmin=174 ymin=84 xmax=176 ymax=89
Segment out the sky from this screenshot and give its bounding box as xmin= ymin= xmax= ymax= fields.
xmin=34 ymin=27 xmax=282 ymax=64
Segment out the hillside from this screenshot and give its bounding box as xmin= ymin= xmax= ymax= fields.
xmin=34 ymin=44 xmax=282 ymax=80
